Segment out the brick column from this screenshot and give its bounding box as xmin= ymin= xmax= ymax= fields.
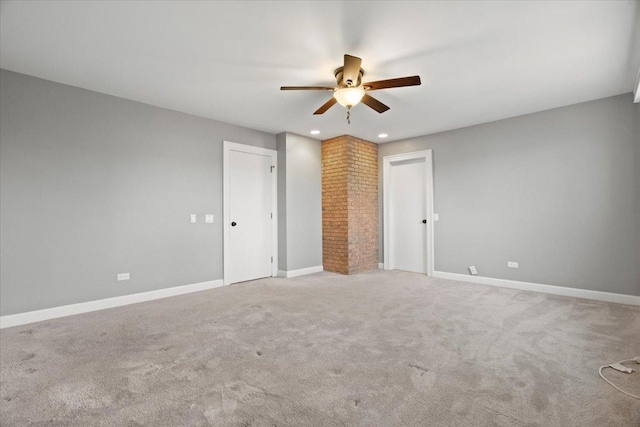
xmin=322 ymin=135 xmax=378 ymax=274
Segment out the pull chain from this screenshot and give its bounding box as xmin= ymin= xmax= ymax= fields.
xmin=347 ymin=109 xmax=351 ymax=124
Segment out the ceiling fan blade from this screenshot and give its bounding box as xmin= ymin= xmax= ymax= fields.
xmin=313 ymin=97 xmax=338 ymax=115
xmin=280 ymin=86 xmax=335 ymax=91
xmin=342 ymin=54 xmax=362 ymax=87
xmin=363 ymin=75 xmax=421 ymax=91
xmin=361 ymin=93 xmax=390 ymax=113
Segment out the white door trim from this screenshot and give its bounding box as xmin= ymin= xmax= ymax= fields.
xmin=223 ymin=141 xmax=278 ymax=285
xmin=383 ymin=150 xmax=434 ymax=276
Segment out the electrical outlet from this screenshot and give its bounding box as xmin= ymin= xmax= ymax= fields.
xmin=117 ymin=273 xmax=130 ymax=281
xmin=205 ymin=214 xmax=214 ymax=224
xmin=508 ymin=262 xmax=519 ymax=268
xmin=190 ymin=214 xmax=197 ymax=223
xmin=469 ymin=266 xmax=478 ymax=275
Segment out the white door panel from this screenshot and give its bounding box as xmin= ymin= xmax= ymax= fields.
xmin=228 ymin=150 xmax=273 ymax=284
xmin=389 ymin=158 xmax=427 ymax=273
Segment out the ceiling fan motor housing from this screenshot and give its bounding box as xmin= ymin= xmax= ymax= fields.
xmin=334 ymin=66 xmax=365 ymax=88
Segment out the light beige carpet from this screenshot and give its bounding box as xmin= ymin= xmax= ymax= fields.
xmin=1 ymin=270 xmax=639 ymax=426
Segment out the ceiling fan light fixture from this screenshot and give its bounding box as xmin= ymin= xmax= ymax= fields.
xmin=333 ymin=87 xmax=365 ymax=108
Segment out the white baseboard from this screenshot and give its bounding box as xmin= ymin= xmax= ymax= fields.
xmin=378 ymin=263 xmax=384 ymax=269
xmin=432 ymin=271 xmax=640 ymax=306
xmin=0 ymin=279 xmax=224 ymax=329
xmin=277 ymin=265 xmax=323 ymax=278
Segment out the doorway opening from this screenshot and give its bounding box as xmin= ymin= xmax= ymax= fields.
xmin=382 ymin=150 xmax=434 ymax=275
xmin=223 ymin=141 xmax=278 ymax=285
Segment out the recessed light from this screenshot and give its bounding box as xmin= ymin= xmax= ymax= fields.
xmin=378 ymin=133 xmax=388 ymax=138
xmin=310 ymin=130 xmax=320 ymax=135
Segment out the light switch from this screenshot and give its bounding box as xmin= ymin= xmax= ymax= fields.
xmin=433 ymin=213 xmax=439 ymax=221
xmin=205 ymin=214 xmax=214 ymax=224
xmin=190 ymin=214 xmax=197 ymax=224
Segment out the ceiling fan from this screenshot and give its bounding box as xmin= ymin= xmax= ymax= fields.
xmin=281 ymin=54 xmax=421 ymax=124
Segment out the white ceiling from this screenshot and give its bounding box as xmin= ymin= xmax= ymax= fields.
xmin=1 ymin=1 xmax=638 ymax=142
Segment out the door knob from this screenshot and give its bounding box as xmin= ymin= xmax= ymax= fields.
xmin=231 ymin=221 xmax=237 ymax=227
xmin=422 ymin=219 xmax=427 ymax=224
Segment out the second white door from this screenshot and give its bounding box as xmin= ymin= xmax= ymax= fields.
xmin=389 ymin=158 xmax=427 ymax=273
xmin=228 ymin=149 xmax=273 ymax=284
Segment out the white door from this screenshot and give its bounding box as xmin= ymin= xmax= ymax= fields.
xmin=389 ymin=158 xmax=427 ymax=273
xmin=228 ymin=149 xmax=273 ymax=284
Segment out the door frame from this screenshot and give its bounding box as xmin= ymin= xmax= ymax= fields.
xmin=223 ymin=141 xmax=278 ymax=285
xmin=382 ymin=149 xmax=434 ymax=276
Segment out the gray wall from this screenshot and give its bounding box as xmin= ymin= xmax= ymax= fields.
xmin=379 ymin=94 xmax=640 ymax=296
xmin=276 ymin=133 xmax=288 ymax=270
xmin=276 ymin=132 xmax=323 ymax=272
xmin=0 ymin=69 xmax=276 ymax=316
